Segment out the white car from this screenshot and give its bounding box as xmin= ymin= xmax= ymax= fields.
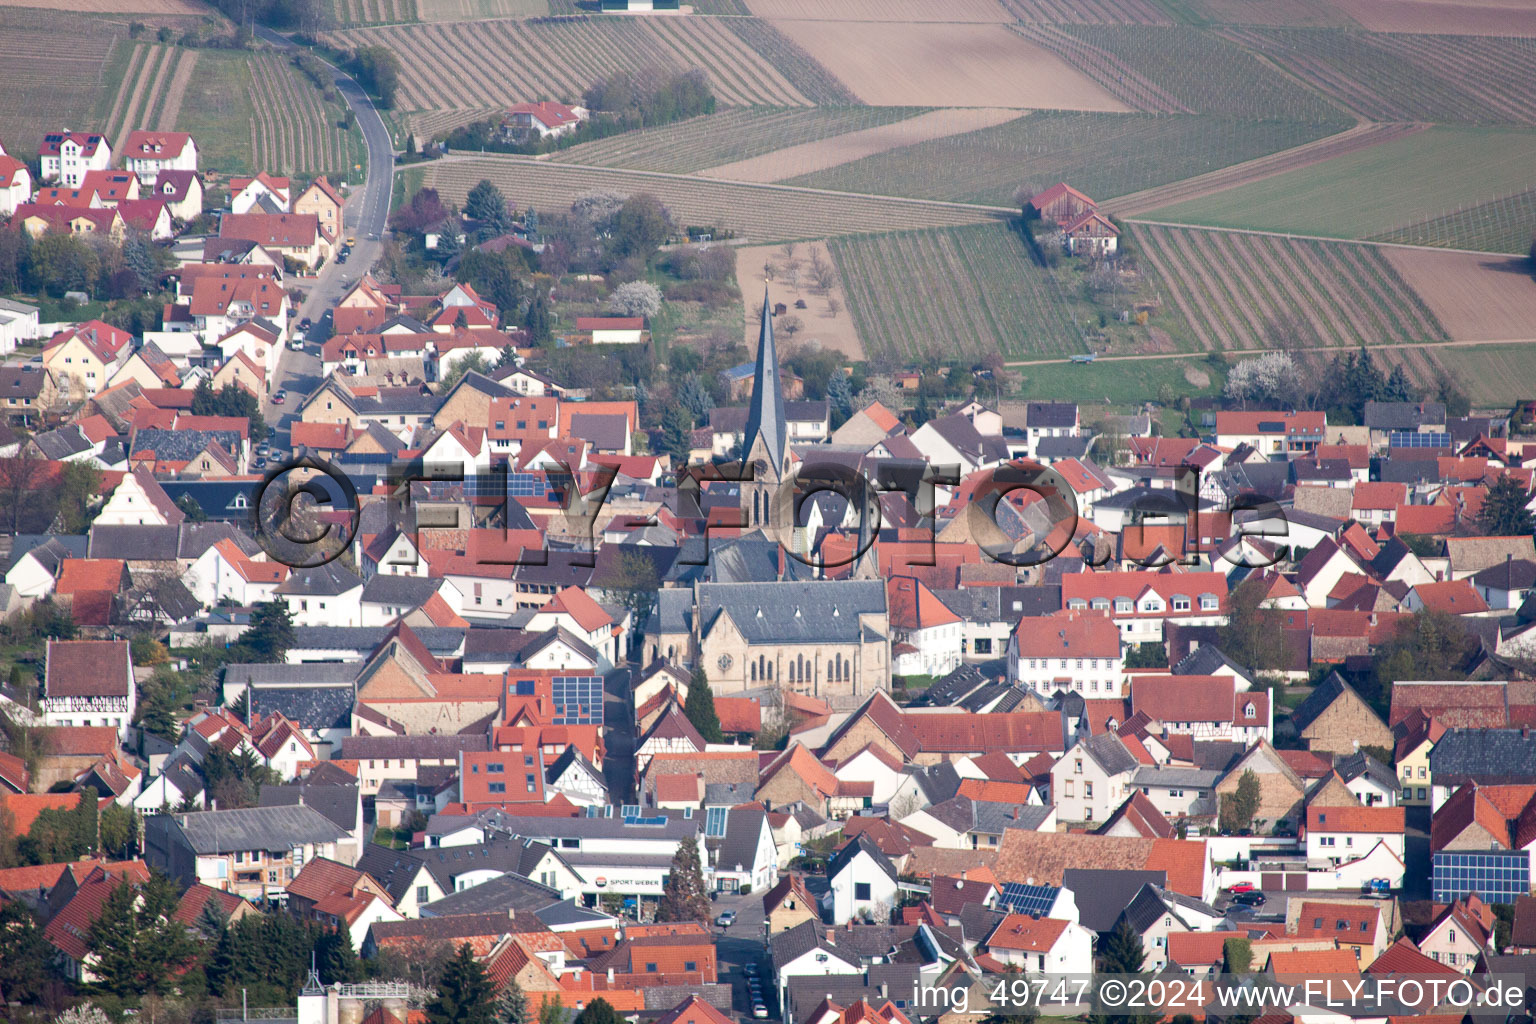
xmin=715 ymin=910 xmax=736 ymax=928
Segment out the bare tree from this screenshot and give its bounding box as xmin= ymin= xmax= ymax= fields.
xmin=762 ymin=260 xmax=775 ymax=282
xmin=780 ymin=241 xmax=797 ymax=263
xmin=785 ymin=264 xmax=801 ymax=289
xmin=813 ymin=261 xmax=835 ymax=293
xmin=0 ymin=448 xmax=45 ymax=535
xmin=780 ymin=315 xmax=803 ymax=339
xmin=826 ymin=297 xmax=841 ymax=318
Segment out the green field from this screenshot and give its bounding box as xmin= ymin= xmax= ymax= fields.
xmin=1219 ymin=27 xmax=1536 ymax=126
xmin=1016 ymin=356 xmax=1225 ymax=406
xmin=1369 ymin=188 xmax=1536 ymax=255
xmin=828 ymin=223 xmax=1187 ymax=362
xmin=784 ymin=112 xmax=1348 ymax=207
xmin=1015 ymin=23 xmax=1344 ymax=119
xmin=1144 ymin=127 xmax=1536 ymax=240
xmin=175 ymin=52 xmax=258 ymax=176
xmin=1130 ymin=223 xmax=1449 ymax=351
xmin=551 ymin=106 xmax=924 ymax=174
xmin=1374 ymin=343 xmax=1536 ymax=407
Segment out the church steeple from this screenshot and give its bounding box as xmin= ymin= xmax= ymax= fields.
xmin=743 ymin=287 xmax=787 ymax=475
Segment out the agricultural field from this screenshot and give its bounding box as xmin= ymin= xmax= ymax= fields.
xmin=1142 ymin=126 xmax=1536 ymax=240
xmin=333 ymin=16 xmax=827 ymax=109
xmin=331 ymin=0 xmax=415 ymax=24
xmin=1369 ymin=187 xmax=1536 ymax=254
xmin=1015 ymin=357 xmax=1226 ymax=407
xmin=769 ymin=20 xmax=1129 ymax=109
xmin=177 ymin=51 xmax=362 ymax=177
xmin=1331 ymin=0 xmax=1536 ymax=36
xmin=422 ymin=157 xmax=1003 ymax=243
xmin=408 ymin=107 xmax=502 ymax=141
xmin=419 ymin=0 xmax=544 ymax=20
xmin=783 ymin=111 xmax=1348 ymax=207
xmin=1013 ymin=24 xmax=1345 ymax=118
xmin=715 ymin=18 xmax=861 ymax=104
xmin=550 ymin=106 xmax=924 ymax=175
xmin=0 ymin=11 xmax=118 ymax=152
xmin=737 ymin=241 xmax=865 ymax=359
xmin=999 ymin=0 xmax=1173 ymax=24
xmin=702 ymin=107 xmax=1021 ymax=182
xmin=1219 ymin=27 xmax=1536 ymax=124
xmin=1371 ymin=343 xmax=1536 ymax=406
xmin=247 ymin=53 xmax=364 ymax=176
xmin=102 ymin=44 xmax=199 ymax=152
xmin=745 ymin=0 xmax=1009 ymax=20
xmin=1129 ymin=223 xmax=1448 ymax=351
xmin=828 ymin=223 xmax=1109 ymax=362
xmin=0 ymin=0 xmax=200 ymax=10
xmin=1383 ymin=248 xmax=1536 ymax=341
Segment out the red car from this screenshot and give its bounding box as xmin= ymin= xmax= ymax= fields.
xmin=1225 ymin=882 xmax=1257 ymax=894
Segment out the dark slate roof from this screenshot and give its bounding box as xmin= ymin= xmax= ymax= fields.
xmin=88 ymin=524 xmax=180 ymax=561
xmin=828 ymin=832 xmax=897 ymax=883
xmin=1332 ymin=751 xmax=1397 ymax=792
xmin=361 ymin=574 xmax=443 ymax=606
xmin=131 ymin=427 xmax=241 ymax=461
xmin=697 ymin=580 xmax=885 ymax=645
xmin=414 ymin=837 xmax=562 ymax=892
xmin=1036 ymin=435 xmax=1095 ymax=459
xmin=1120 ymin=882 xmax=1173 ymax=935
xmin=1191 ymin=741 xmax=1246 ymax=773
xmin=1171 ymin=644 xmax=1254 ymax=686
xmin=717 ymin=806 xmax=767 ymax=874
xmin=178 ymin=522 xmax=260 ymax=559
xmin=259 ymin=779 xmax=359 ymax=831
xmin=536 ymin=899 xmax=612 ymax=928
xmin=6 ymin=534 xmax=89 ymax=574
xmin=1472 ymin=558 xmax=1536 ymax=592
xmin=276 ymin=561 xmax=364 ymax=596
xmin=169 ymin=804 xmax=347 ymax=853
xmin=1061 ymin=868 xmax=1167 ymax=933
xmin=510 ymin=549 xmax=594 ymax=588
xmin=225 ymin=662 xmax=359 ymax=686
xmin=1377 ymin=459 xmax=1442 ymax=485
xmin=1026 ymin=402 xmax=1078 ymax=428
xmin=905 ymin=761 xmax=962 ymax=806
xmin=1289 ymin=671 xmax=1369 ymax=734
xmin=288 ymin=626 xmax=463 ymax=655
xmin=1364 ymin=401 xmax=1445 ymax=430
xmin=31 ymin=425 xmax=92 ymax=460
xmin=1080 ymin=731 xmax=1139 ymax=776
xmin=354 ymin=846 xmax=431 ymax=904
xmin=1430 ymin=728 xmax=1536 ymax=779
xmin=742 ymin=290 xmax=787 ymax=472
xmin=771 ymin=919 xmax=859 ymax=973
xmin=417 ymin=871 xmax=562 ymax=918
xmin=908 ymin=664 xmax=990 ymax=708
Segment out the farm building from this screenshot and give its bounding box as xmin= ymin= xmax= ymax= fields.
xmin=1063 ymin=210 xmax=1120 ymax=256
xmin=600 ymin=0 xmax=681 ymax=8
xmin=1030 ymin=182 xmax=1097 ymax=228
xmin=500 ymin=102 xmax=588 ymax=141
xmin=576 ymin=317 xmax=646 ymax=344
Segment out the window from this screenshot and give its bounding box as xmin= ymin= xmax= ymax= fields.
xmin=1448 ymin=953 xmax=1458 ymax=965
xmin=417 ymin=886 xmax=429 ymax=903
xmin=488 ymin=782 xmax=506 ymax=794
xmin=854 ymin=882 xmax=871 ymax=901
xmin=1114 ymin=598 xmax=1133 ymax=613
xmin=1199 ymin=595 xmax=1219 ymax=611
xmin=645 ymin=964 xmax=658 ymax=973
xmin=487 ymin=762 xmax=504 ymax=773
xmin=1449 ymin=930 xmax=1457 ymax=943
xmin=1084 ymin=782 xmax=1093 ymax=798
xmin=1075 ymin=760 xmax=1083 ymax=774
xmin=684 ymin=962 xmax=697 ymax=972
xmin=1172 ymin=596 xmax=1190 ymax=612
xmin=1065 ymin=780 xmax=1075 ymax=797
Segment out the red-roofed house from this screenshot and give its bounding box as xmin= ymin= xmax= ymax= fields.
xmin=984 ymin=913 xmax=1092 ymax=973
xmin=42 ymin=320 xmax=132 ymax=398
xmin=1009 ymin=608 xmax=1123 ymax=698
xmin=1130 ymin=675 xmax=1271 ymax=744
xmin=525 ymin=587 xmax=620 ymax=667
xmin=1306 ymin=806 xmax=1406 ymax=884
xmin=1062 ymin=208 xmax=1119 ymax=256
xmin=502 ymin=102 xmax=586 ymax=140
xmin=1292 ymin=899 xmax=1387 ymax=963
xmin=1061 ymin=570 xmax=1228 ymax=644
xmin=0 ymin=154 xmax=32 ymax=218
xmin=220 ymin=212 xmax=329 ymax=268
xmin=1214 ymin=411 xmax=1327 ymax=455
xmin=43 ymin=639 xmax=136 ymax=736
xmin=295 ymin=176 xmax=344 ymax=243
xmin=120 ymin=130 xmax=197 ymax=183
xmin=887 ymin=576 xmax=962 ymax=678
xmin=40 ymin=131 xmax=111 ymax=186
xmin=1029 ymin=182 xmax=1097 ymax=227
xmin=1168 ymin=930 xmax=1247 ymax=977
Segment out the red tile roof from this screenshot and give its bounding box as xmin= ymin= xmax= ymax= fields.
xmin=1307 ymin=805 xmax=1405 ymax=834
xmin=1168 ymin=930 xmax=1246 ymax=967
xmin=887 ymin=576 xmax=961 ymax=630
xmin=986 ymin=913 xmax=1068 ymax=951
xmin=1015 ymin=608 xmax=1118 ymax=659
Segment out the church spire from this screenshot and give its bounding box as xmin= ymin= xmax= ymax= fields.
xmin=743 ymin=287 xmax=787 ymax=473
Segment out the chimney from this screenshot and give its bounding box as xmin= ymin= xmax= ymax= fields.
xmin=607 ymin=967 xmax=614 ymax=984
xmin=879 ymin=983 xmax=888 ymax=1000
xmin=826 ymin=929 xmax=835 ymax=943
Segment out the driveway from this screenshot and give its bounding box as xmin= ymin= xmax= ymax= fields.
xmin=713 ymin=889 xmax=773 ymax=1019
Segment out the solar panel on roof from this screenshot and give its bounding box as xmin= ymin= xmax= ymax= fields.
xmin=621 ymin=804 xmax=640 ymax=817
xmin=1389 ymin=432 xmax=1451 ymax=448
xmin=998 ymin=882 xmax=1059 ymax=916
xmin=705 ymin=806 xmax=729 ymax=837
xmin=552 ymin=675 xmax=603 ymax=725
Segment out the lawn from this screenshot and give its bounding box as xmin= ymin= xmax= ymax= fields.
xmin=785 ymin=111 xmax=1348 ymax=206
xmin=1014 ymin=355 xmax=1225 ymax=406
xmin=174 ymin=51 xmax=259 ymax=176
xmin=1143 ymin=126 xmax=1536 ymax=240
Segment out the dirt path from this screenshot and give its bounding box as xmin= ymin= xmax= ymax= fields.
xmin=137 ymin=42 xmax=176 ymax=138
xmin=155 ymin=49 xmax=197 ymax=131
xmin=1104 ymin=121 xmax=1427 ymax=216
xmin=699 ymin=107 xmax=1022 ymax=183
xmin=103 ymin=43 xmax=146 ymax=145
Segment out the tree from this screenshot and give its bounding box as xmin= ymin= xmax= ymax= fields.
xmin=57 ymin=460 xmax=102 ymax=533
xmin=465 ymin=180 xmax=513 ymax=235
xmin=1123 ymin=643 xmax=1167 ymax=669
xmin=612 ymin=193 xmax=672 ymax=262
xmin=609 ymin=280 xmax=662 ymax=319
xmin=1217 ymin=578 xmax=1289 ymax=678
xmin=0 ymin=899 xmax=54 ymax=1004
xmin=316 ymin=927 xmax=365 ymax=984
xmin=55 ymin=1006 xmax=112 ymax=1024
xmin=826 ymin=296 xmax=841 ymax=317
xmin=440 ymin=351 xmax=490 ymax=392
xmin=192 ymin=380 xmax=269 ymax=442
xmin=241 ymin=600 xmax=295 ymax=663
xmin=1099 ymin=920 xmax=1145 ymax=974
xmin=854 ymin=376 xmax=901 ymax=413
xmin=425 ymin=944 xmax=495 ymax=1024
xmin=0 ymin=448 xmax=48 ymax=534
xmin=1220 ymin=769 xmax=1261 ymax=833
xmin=1223 ymin=937 xmax=1253 ymax=974
xmin=538 ymin=997 xmax=566 ymax=1024
xmin=574 ymin=1000 xmax=619 ymax=1024
xmin=826 ymin=372 xmax=853 ymax=421
xmin=353 ymin=46 xmax=401 ymax=107
xmin=780 ymin=315 xmax=803 ymax=339
xmin=1478 ymin=474 xmax=1535 ymax=537
xmin=1372 ymin=608 xmax=1478 ymax=710
xmin=684 ymin=666 xmax=723 ymax=743
xmin=525 ymin=287 xmax=552 ymax=345
xmin=657 ymin=837 xmax=710 ymax=923
xmin=177 ymin=493 xmax=208 ymax=522
xmin=496 ymin=979 xmax=530 ymax=1024
xmin=610 ymin=549 xmax=660 ymax=647
xmin=87 ymin=872 xmax=197 ymax=999
xmin=99 ymin=802 xmax=138 ymax=859
xmin=27 ymin=231 xmax=101 ymax=296
xmin=675 ymin=372 xmax=714 ymax=423
xmin=661 ymin=405 xmax=692 ymax=469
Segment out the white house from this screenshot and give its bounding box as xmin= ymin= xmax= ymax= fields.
xmin=0 ymin=155 xmax=32 ymax=219
xmin=120 ymin=130 xmax=198 ymax=184
xmin=1061 ymin=570 xmax=1228 ymax=646
xmin=829 ymin=745 xmax=909 ymax=806
xmin=576 ymin=316 xmax=645 ymax=344
xmin=1050 ymin=731 xmax=1140 ymax=825
xmin=888 ymin=576 xmax=963 ymax=679
xmin=43 ymin=639 xmax=136 ymax=738
xmin=1008 ymin=608 xmax=1124 ymax=698
xmin=771 ymin=921 xmax=862 ymax=1011
xmin=97 ymin=466 xmax=183 ymax=527
xmin=827 ymin=834 xmax=898 ymax=924
xmin=503 ymin=102 xmax=587 ymax=140
xmin=40 ymin=131 xmax=111 ymax=186
xmin=275 ymin=563 xmax=366 ymax=628
xmin=231 ymin=172 xmax=291 ymax=214
xmin=984 ymin=913 xmax=1094 ymax=973
xmin=133 ymin=757 xmax=205 ymax=812
xmin=545 ymin=747 xmax=607 ymax=807
xmin=712 ymin=806 xmax=778 ymax=894
xmin=524 ymin=587 xmax=620 ymax=668
xmin=1306 ymin=805 xmax=1406 ymax=870
xmin=185 ymin=539 xmax=288 ymax=607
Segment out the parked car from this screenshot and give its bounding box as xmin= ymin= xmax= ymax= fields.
xmin=299 ymin=317 xmax=312 ymax=331
xmin=1231 ymin=891 xmax=1267 ymax=907
xmin=752 ymin=1007 xmax=767 ymax=1020
xmin=271 ymin=390 xmax=287 ymax=405
xmin=715 ymin=910 xmax=736 ymax=928
xmin=1225 ymin=882 xmax=1257 ymax=894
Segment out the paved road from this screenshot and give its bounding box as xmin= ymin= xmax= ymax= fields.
xmin=252 ymin=28 xmax=395 ymax=443
xmin=713 ymin=889 xmax=774 ymax=1020
xmin=602 ymin=667 xmax=637 ymax=805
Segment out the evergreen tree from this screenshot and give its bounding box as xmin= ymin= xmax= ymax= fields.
xmin=86 ymin=872 xmax=197 ymax=999
xmin=1099 ymin=920 xmax=1145 ymax=974
xmin=496 ymin=979 xmax=530 ymax=1024
xmin=661 ymin=405 xmax=692 ymax=470
xmin=465 ymin=179 xmax=513 ymax=237
xmin=316 ymin=926 xmax=365 ymax=984
xmin=574 ymin=1000 xmax=619 ymax=1024
xmin=1478 ymin=475 xmax=1535 ymax=537
xmin=0 ymin=899 xmax=54 ymax=1004
xmin=242 ymin=600 xmax=296 ymax=662
xmin=657 ymin=838 xmax=710 ymax=923
xmin=684 ymin=667 xmax=723 ymax=743
xmin=525 ymin=289 xmax=552 ymax=345
xmin=426 ymin=944 xmax=495 ymax=1024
